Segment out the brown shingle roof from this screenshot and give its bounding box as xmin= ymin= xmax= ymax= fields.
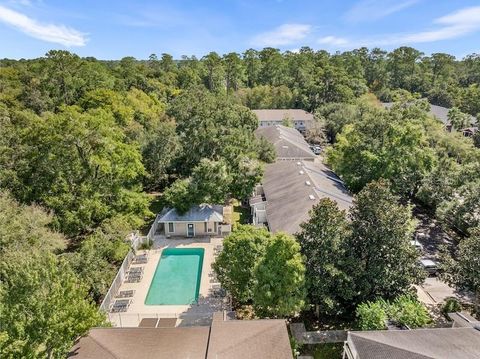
xmin=207 ymin=319 xmax=292 ymax=359
xmin=68 ymin=318 xmax=293 ymax=359
xmin=68 ymin=327 xmax=209 ymax=359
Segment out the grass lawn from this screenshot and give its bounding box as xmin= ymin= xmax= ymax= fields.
xmin=231 ymin=200 xmax=250 ymax=225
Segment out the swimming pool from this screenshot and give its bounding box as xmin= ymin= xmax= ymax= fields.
xmin=145 ymin=248 xmax=204 ymax=305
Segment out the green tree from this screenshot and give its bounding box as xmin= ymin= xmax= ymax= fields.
xmin=0 ymin=253 xmax=105 ymax=358
xmin=387 ymin=47 xmax=423 ymax=92
xmin=202 ymin=52 xmax=225 ymax=92
xmin=296 ymin=199 xmax=353 ymax=315
xmin=256 ymin=136 xmax=276 ymax=163
xmin=141 ymin=119 xmax=180 ymax=190
xmin=163 ymin=178 xmax=197 ymax=214
xmin=163 ymin=158 xmax=236 ymax=212
xmin=473 ymin=129 xmax=480 ymax=148
xmin=326 ymin=102 xmax=435 ymax=194
xmin=436 ymin=176 xmax=480 ymax=234
xmin=347 ymin=181 xmax=424 ymax=304
xmin=67 ymin=217 xmax=131 ymax=302
xmin=0 ymin=191 xmax=64 ymax=255
xmin=243 ymin=49 xmax=261 ymax=87
xmin=253 ymin=232 xmax=306 ymax=317
xmin=223 ymin=52 xmax=245 ymax=94
xmin=213 ymin=225 xmax=270 ymax=303
xmin=447 ymin=107 xmax=471 ymax=130
xmin=191 ymin=158 xmax=232 ymax=204
xmin=228 ymin=157 xmax=263 ymax=200
xmin=440 ymin=227 xmax=480 ymax=308
xmin=0 ymin=106 xmax=150 ymax=235
xmin=259 ymin=47 xmax=286 ymax=86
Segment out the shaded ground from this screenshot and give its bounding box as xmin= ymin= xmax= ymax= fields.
xmin=293 ymin=308 xmax=356 ymax=332
xmin=310 ymin=343 xmax=343 ymax=359
xmin=412 ymin=205 xmax=456 ymax=259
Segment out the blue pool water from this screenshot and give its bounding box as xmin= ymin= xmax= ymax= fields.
xmin=145 ymin=248 xmax=204 ymax=305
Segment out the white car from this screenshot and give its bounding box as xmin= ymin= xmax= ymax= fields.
xmin=420 ymin=258 xmax=438 ymax=276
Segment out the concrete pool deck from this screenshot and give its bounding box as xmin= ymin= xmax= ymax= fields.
xmin=108 ymin=235 xmax=229 ymax=328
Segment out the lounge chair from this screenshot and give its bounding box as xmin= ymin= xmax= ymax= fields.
xmin=132 ymin=253 xmax=148 ymax=264
xmin=127 ymin=267 xmax=144 ymax=274
xmin=125 ymin=272 xmax=143 ymax=283
xmin=110 ymin=299 xmax=132 ymax=313
xmin=116 ymin=290 xmax=135 ymax=298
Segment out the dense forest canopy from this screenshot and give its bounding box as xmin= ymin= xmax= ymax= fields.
xmin=1 ymin=46 xmax=480 ymax=357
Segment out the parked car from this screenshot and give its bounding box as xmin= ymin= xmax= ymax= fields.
xmin=420 ymin=258 xmax=438 ymax=276
xmin=309 ymin=145 xmax=322 ymax=155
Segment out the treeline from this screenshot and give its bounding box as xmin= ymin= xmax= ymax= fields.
xmin=3 ymin=46 xmax=480 ymax=115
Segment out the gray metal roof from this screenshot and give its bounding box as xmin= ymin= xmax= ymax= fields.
xmin=252 ymin=109 xmax=314 ymax=122
xmin=348 ymin=327 xmax=480 ymax=359
xmin=255 ymin=125 xmax=316 ymax=160
xmin=262 ymin=160 xmax=352 ymax=234
xmin=382 ymin=102 xmax=477 ymax=125
xmin=158 ymin=204 xmax=224 ymax=222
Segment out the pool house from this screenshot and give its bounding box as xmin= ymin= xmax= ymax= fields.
xmin=157 ymin=204 xmax=232 ymax=238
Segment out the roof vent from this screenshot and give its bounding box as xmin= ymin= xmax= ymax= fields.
xmin=296 ymin=161 xmax=301 ymax=166
xmin=299 ymin=170 xmax=304 ymax=175
xmin=309 ymin=194 xmax=315 ymax=200
xmin=305 ymin=181 xmax=311 ymax=186
xmin=282 ymin=145 xmax=289 ymax=149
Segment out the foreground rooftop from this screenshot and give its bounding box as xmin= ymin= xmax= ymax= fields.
xmin=69 ymin=314 xmax=293 ymax=359
xmin=345 ymin=327 xmax=480 ymax=359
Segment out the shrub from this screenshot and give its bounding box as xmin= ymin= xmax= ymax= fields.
xmin=441 ymin=297 xmax=462 ymax=316
xmin=356 ymin=300 xmax=388 ymax=330
xmin=389 ymin=295 xmax=431 ymax=328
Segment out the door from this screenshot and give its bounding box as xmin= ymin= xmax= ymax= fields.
xmin=187 ymin=223 xmax=195 ymax=237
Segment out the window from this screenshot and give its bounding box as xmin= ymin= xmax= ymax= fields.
xmin=204 ymin=222 xmax=207 ymax=232
xmin=168 ymin=222 xmax=174 ymax=233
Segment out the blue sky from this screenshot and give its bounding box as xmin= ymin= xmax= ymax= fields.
xmin=1 ymin=0 xmax=480 ymax=59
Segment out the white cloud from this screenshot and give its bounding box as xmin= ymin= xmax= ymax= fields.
xmin=318 ymin=36 xmax=348 ymax=46
xmin=0 ymin=5 xmax=86 ymax=46
xmin=320 ymin=6 xmax=480 ymax=49
xmin=345 ymin=0 xmax=420 ymax=23
xmin=251 ymin=23 xmax=311 ymax=47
